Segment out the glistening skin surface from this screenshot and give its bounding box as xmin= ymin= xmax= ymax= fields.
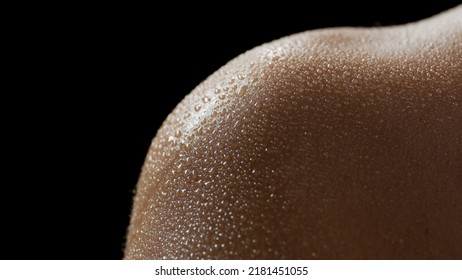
xmin=125 ymin=7 xmax=462 ymax=259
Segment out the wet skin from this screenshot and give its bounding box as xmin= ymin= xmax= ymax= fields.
xmin=125 ymin=7 xmax=462 ymax=259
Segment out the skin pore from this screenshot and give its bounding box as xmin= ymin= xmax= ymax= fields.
xmin=125 ymin=7 xmax=461 ymax=259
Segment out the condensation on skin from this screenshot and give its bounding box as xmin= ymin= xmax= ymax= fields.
xmin=125 ymin=7 xmax=462 ymax=260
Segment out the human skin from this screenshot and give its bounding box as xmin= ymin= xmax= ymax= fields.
xmin=125 ymin=6 xmax=462 ymax=259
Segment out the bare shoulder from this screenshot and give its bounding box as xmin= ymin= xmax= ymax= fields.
xmin=125 ymin=7 xmax=462 ymax=259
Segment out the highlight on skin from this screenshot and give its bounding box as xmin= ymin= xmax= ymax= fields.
xmin=125 ymin=6 xmax=462 ymax=259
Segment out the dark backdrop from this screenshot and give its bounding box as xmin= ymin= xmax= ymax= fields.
xmin=3 ymin=1 xmax=459 ymax=259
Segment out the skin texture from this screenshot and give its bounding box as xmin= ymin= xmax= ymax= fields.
xmin=125 ymin=7 xmax=462 ymax=259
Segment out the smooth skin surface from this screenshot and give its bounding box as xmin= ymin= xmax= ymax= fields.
xmin=125 ymin=6 xmax=462 ymax=259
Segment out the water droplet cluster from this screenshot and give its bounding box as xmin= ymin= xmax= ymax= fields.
xmin=126 ymin=12 xmax=462 ymax=259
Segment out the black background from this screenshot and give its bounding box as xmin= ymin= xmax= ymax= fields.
xmin=3 ymin=1 xmax=460 ymax=259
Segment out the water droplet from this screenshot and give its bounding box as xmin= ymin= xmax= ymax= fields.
xmin=192 ymin=172 xmax=199 ymax=181
xmin=214 ymin=88 xmax=221 ymax=94
xmin=203 ymin=96 xmax=210 ymax=103
xmin=175 ymin=130 xmax=182 ymax=137
xmin=237 ymin=74 xmax=245 ymax=80
xmin=237 ymin=85 xmax=248 ymax=97
xmin=219 ymin=94 xmax=226 ymax=100
xmin=228 ymin=78 xmax=235 ymax=84
xmin=195 ymin=105 xmax=202 ymax=112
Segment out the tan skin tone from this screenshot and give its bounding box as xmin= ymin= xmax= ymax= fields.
xmin=125 ymin=7 xmax=462 ymax=259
